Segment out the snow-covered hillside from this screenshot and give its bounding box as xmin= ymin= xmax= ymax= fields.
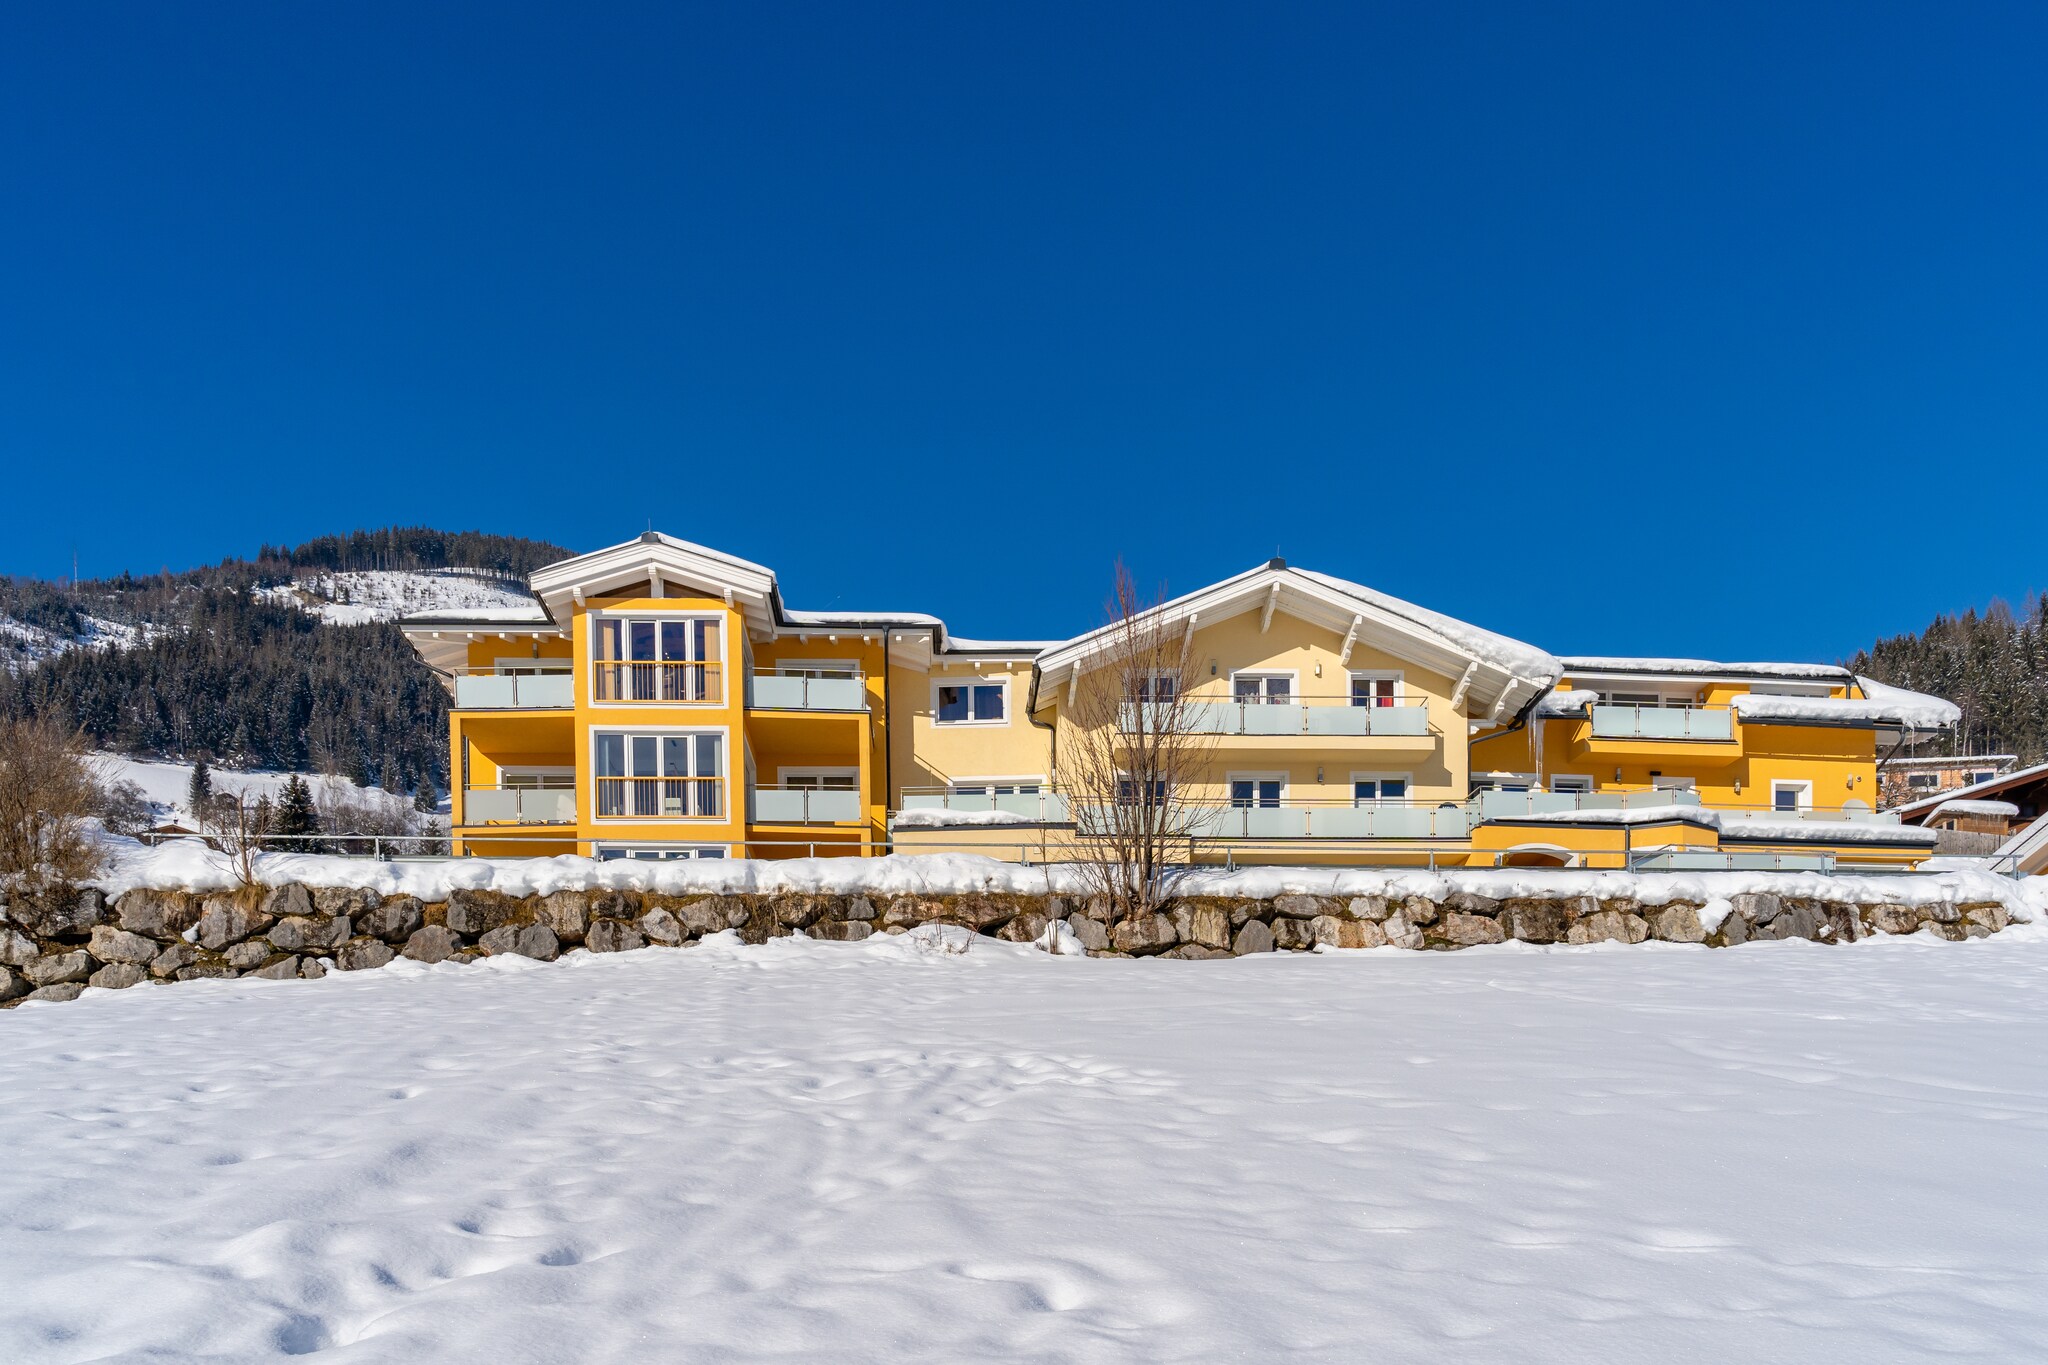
xmin=256 ymin=570 xmax=539 ymax=625
xmin=96 ymin=754 xmax=429 ymax=827
xmin=0 ymin=613 xmax=159 ymax=671
xmin=4 ymin=928 xmax=2047 ymax=1360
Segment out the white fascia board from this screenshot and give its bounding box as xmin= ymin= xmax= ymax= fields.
xmin=529 ymin=536 xmax=779 ymax=633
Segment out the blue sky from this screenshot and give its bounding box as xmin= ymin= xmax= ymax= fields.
xmin=4 ymin=3 xmax=2044 ymax=661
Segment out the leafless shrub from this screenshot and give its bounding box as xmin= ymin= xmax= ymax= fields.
xmin=1057 ymin=563 xmax=1217 ymax=922
xmin=94 ymin=775 xmax=157 ymax=839
xmin=202 ymin=785 xmax=272 ymax=889
xmin=0 ymin=715 xmax=108 ymax=907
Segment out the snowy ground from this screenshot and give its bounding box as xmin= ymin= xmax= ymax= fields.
xmin=5 ymin=927 xmax=2048 ymax=1362
xmin=97 ymin=754 xmax=430 ymax=827
xmin=256 ymin=570 xmax=538 ymax=626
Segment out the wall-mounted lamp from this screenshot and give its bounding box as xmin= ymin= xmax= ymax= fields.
xmin=1733 ymin=779 xmax=1742 ymax=795
xmin=1314 ymin=662 xmax=1322 ymax=677
xmin=1316 ymin=766 xmax=1324 ymax=783
xmin=1210 ymin=661 xmax=1217 ymax=676
xmin=1614 ymin=768 xmax=1622 ymax=782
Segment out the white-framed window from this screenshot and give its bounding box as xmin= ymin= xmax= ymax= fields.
xmin=1230 ymin=672 xmax=1294 ymax=705
xmin=594 ymin=844 xmax=728 ymax=862
xmin=1968 ymin=770 xmax=1997 ymax=786
xmin=1350 ymin=671 xmax=1402 ymax=708
xmin=592 ymin=614 xmax=724 ymax=702
xmin=493 ymin=656 xmax=572 ymax=676
xmin=1474 ymin=773 xmax=1540 ymax=793
xmin=593 ymin=729 xmax=725 ymax=819
xmin=779 ymin=767 xmax=858 ymax=790
xmin=950 ymin=778 xmax=1045 ymax=798
xmin=769 ymin=658 xmax=859 ymax=680
xmin=934 ymin=679 xmax=1007 ymax=725
xmin=1116 ymin=776 xmax=1169 ymax=808
xmin=500 ymin=766 xmax=574 ymax=791
xmin=1128 ymin=672 xmax=1178 ymax=703
xmin=1906 ymin=773 xmax=1939 ymax=789
xmin=1351 ymin=772 xmax=1410 ymax=804
xmin=1771 ymin=779 xmax=1813 ymax=813
xmin=1549 ymin=774 xmax=1594 ymax=794
xmin=1227 ymin=772 xmax=1286 ymax=809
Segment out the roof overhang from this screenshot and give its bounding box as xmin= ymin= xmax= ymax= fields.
xmin=528 ymin=533 xmax=781 ymax=636
xmin=1030 ymin=564 xmax=1550 ymax=720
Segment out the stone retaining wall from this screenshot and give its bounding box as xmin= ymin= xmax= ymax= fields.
xmin=0 ymin=882 xmax=2017 ymax=1007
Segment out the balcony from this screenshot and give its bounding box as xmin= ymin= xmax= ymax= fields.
xmin=1118 ymin=698 xmax=1431 ymax=738
xmin=453 ymin=670 xmax=574 ymax=709
xmin=748 ymin=669 xmax=868 ymax=711
xmin=594 ymin=775 xmax=724 ymax=819
xmin=462 ymin=786 xmax=577 ymax=824
xmin=899 ymin=787 xmax=1071 ymax=821
xmin=1588 ymin=704 xmax=1733 ymax=742
xmin=1185 ymin=800 xmax=1470 ymax=839
xmin=750 ymin=785 xmax=865 ymax=823
xmin=593 ymin=661 xmax=723 ymax=704
xmin=1474 ymin=788 xmax=1704 ymax=821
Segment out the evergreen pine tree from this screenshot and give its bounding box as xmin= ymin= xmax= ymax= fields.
xmin=274 ymin=774 xmax=319 ymax=840
xmin=413 ymin=773 xmax=440 ymax=814
xmin=187 ymin=756 xmax=213 ymax=819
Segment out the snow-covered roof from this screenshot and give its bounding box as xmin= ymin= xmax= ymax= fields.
xmin=1895 ymin=761 xmax=2048 ymax=821
xmin=1729 ymin=684 xmax=1960 ymax=732
xmin=399 ymin=606 xmax=555 ymax=625
xmin=1560 ymin=656 xmax=1853 ymax=682
xmin=1533 ymin=688 xmax=1598 ymax=719
xmin=1923 ymin=798 xmax=2020 ymax=821
xmin=1032 ymin=561 xmax=1559 ymax=721
xmin=1878 ymin=753 xmax=2016 ymax=769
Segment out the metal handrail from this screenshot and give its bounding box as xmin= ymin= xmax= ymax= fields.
xmin=593 ymin=774 xmax=723 ymax=818
xmin=593 ymin=660 xmax=723 ymax=703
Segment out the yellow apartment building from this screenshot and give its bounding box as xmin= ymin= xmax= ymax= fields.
xmin=399 ymin=533 xmax=1959 ymax=870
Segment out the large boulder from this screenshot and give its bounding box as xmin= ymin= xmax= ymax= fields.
xmin=0 ymin=966 xmax=29 ymax=1002
xmin=269 ymin=915 xmax=351 ymax=953
xmin=1963 ymin=903 xmax=2010 ymax=933
xmin=88 ymin=925 xmax=166 ymax=966
xmin=1170 ymin=905 xmax=1230 ymax=950
xmin=150 ymin=941 xmax=199 ymax=978
xmin=585 ymin=920 xmax=646 ymax=954
xmin=0 ymin=928 xmax=39 ymax=967
xmin=536 ymin=891 xmax=591 ymax=943
xmin=24 ymin=950 xmax=91 ymax=987
xmin=1730 ymin=892 xmax=1780 ymax=926
xmin=1756 ymin=901 xmax=1824 ymax=942
xmin=1504 ymin=901 xmax=1567 ymax=943
xmin=1346 ymin=895 xmax=1392 ymax=921
xmin=480 ymin=923 xmax=560 ymax=960
xmin=87 ymin=961 xmax=148 ymax=990
xmin=401 ymin=925 xmax=464 ymax=963
xmin=260 ymin=884 xmax=315 ymax=921
xmin=1647 ymin=904 xmax=1706 ymax=943
xmin=811 ymin=920 xmax=873 ymax=942
xmin=1310 ymin=914 xmax=1384 ymax=949
xmin=251 ymin=956 xmax=303 ymax=980
xmin=197 ymin=898 xmax=274 ymax=951
xmin=28 ymin=982 xmax=86 ymax=1003
xmin=12 ymin=890 xmax=108 ymax=939
xmin=1443 ymin=891 xmax=1502 ymax=918
xmin=1271 ymin=894 xmax=1330 ymax=920
xmin=1922 ymin=901 xmax=1962 ymax=925
xmin=844 ymin=896 xmax=877 ymax=922
xmin=1399 ymin=895 xmax=1441 ymax=927
xmin=774 ymin=896 xmax=828 ymax=929
xmin=223 ymin=940 xmax=275 ymax=970
xmin=678 ymin=896 xmax=746 ymax=936
xmin=358 ymin=897 xmax=425 ymax=944
xmin=115 ymin=889 xmax=199 ymax=939
xmin=312 ymin=886 xmax=380 ymax=918
xmin=638 ymin=908 xmax=684 ymax=946
xmin=444 ymin=890 xmax=523 ymax=937
xmin=1863 ymin=903 xmax=1921 ymax=936
xmin=1111 ymin=914 xmax=1178 ymax=955
xmin=997 ymin=911 xmax=1051 ymax=944
xmin=1230 ymin=918 xmax=1274 ymax=955
xmin=1381 ymin=913 xmax=1424 ymax=950
xmin=1272 ymin=917 xmax=1316 ymax=950
xmin=1568 ymin=910 xmax=1649 ymax=945
xmin=1064 ymin=915 xmax=1110 ymax=953
xmin=1431 ymin=912 xmax=1505 ymax=947
xmin=336 ymin=937 xmax=396 ymax=972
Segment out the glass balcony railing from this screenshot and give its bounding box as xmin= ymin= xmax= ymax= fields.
xmin=747 ymin=670 xmax=869 ymax=711
xmin=898 ymin=788 xmax=1070 ymax=821
xmin=749 ymin=786 xmax=865 ymax=823
xmin=462 ymin=787 xmax=577 ymax=824
xmin=1588 ymin=704 xmax=1734 ymax=741
xmin=1118 ymin=698 xmax=1430 ymax=737
xmin=453 ymin=671 xmax=574 ymax=709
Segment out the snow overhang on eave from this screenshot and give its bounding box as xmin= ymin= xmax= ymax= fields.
xmin=1029 ymin=564 xmax=1555 ymax=720
xmin=397 ymin=617 xmax=566 ymax=674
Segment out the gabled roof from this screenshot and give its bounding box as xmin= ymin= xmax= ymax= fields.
xmin=1559 ymin=656 xmax=1853 ymax=684
xmin=1031 ymin=560 xmax=1559 ymax=719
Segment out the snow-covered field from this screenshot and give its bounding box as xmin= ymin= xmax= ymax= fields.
xmin=256 ymin=570 xmax=539 ymax=625
xmin=96 ymin=754 xmax=426 ymax=827
xmin=5 ymin=926 xmax=2048 ymax=1362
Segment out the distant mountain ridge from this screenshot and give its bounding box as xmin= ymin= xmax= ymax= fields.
xmin=0 ymin=527 xmax=570 ymax=792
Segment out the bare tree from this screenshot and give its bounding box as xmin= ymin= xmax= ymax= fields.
xmin=202 ymin=785 xmax=272 ymax=889
xmin=0 ymin=715 xmax=108 ymax=908
xmin=1057 ymin=563 xmax=1216 ymax=923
